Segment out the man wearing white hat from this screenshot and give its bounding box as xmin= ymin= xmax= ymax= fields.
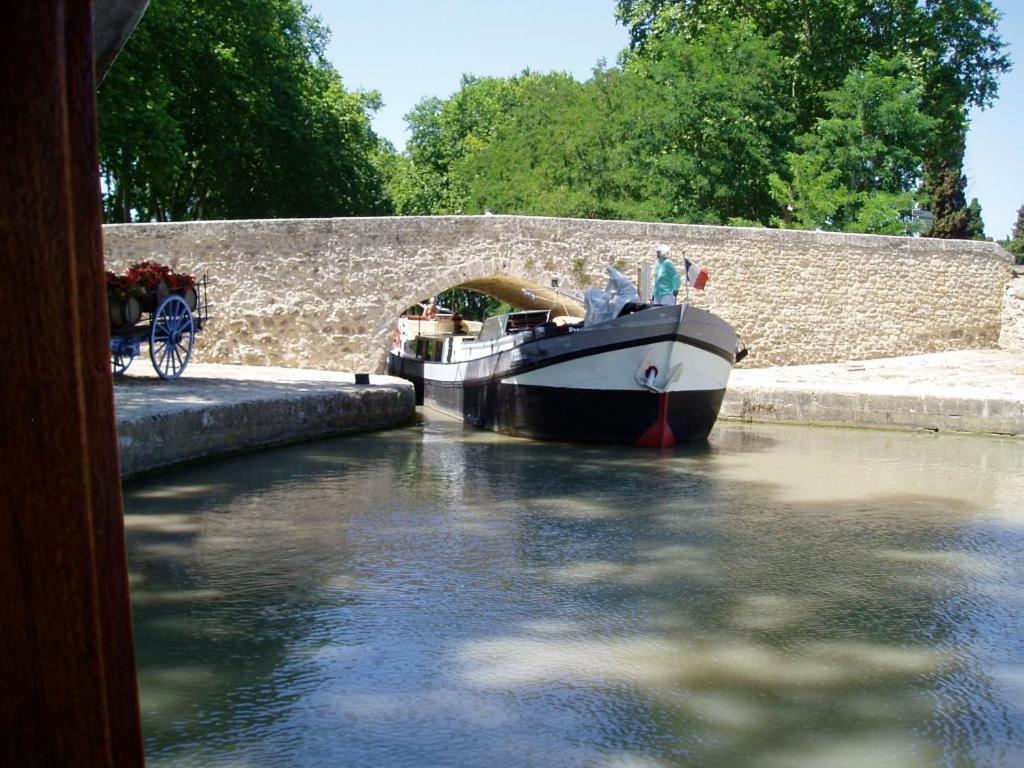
xmin=652 ymin=244 xmax=681 ymax=305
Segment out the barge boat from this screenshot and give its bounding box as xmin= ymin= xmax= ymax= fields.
xmin=386 ymin=269 xmax=745 ymax=446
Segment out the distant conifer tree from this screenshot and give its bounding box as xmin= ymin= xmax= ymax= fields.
xmin=1005 ymin=205 xmax=1024 ymax=264
xmin=965 ymin=198 xmax=987 ymax=240
xmin=926 ymin=165 xmax=971 ymax=239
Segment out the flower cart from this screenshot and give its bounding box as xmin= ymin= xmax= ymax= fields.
xmin=107 ymin=262 xmax=209 ymax=380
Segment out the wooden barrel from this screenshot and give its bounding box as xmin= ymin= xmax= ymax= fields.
xmin=138 ymin=280 xmax=169 ymax=312
xmin=176 ymin=286 xmax=197 ymax=311
xmin=108 ymin=296 xmax=141 ymax=327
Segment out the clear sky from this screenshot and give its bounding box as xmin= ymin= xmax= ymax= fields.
xmin=311 ymin=0 xmax=1022 ymax=240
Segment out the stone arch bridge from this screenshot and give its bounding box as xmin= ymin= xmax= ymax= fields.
xmin=103 ymin=215 xmax=1015 ymax=372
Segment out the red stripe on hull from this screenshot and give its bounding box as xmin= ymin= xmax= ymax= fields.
xmin=634 ymin=392 xmax=677 ymax=447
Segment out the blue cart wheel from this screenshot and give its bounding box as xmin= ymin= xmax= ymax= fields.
xmin=150 ymin=294 xmax=195 ymax=380
xmin=112 ymin=348 xmax=134 ymax=376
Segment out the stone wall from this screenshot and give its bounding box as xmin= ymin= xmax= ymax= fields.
xmin=103 ymin=215 xmax=1015 ymax=371
xmin=999 ymin=269 xmax=1024 ymax=352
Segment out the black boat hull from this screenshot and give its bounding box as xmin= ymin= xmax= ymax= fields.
xmin=430 ymin=377 xmax=725 ymax=445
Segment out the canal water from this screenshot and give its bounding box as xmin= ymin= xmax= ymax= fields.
xmin=124 ymin=413 xmax=1024 ymax=767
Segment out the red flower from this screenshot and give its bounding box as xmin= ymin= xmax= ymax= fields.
xmin=106 ymin=271 xmax=145 ymax=302
xmin=124 ymin=261 xmax=195 ymax=292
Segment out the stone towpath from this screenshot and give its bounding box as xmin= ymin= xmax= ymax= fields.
xmin=722 ymin=349 xmax=1024 ymax=437
xmin=115 ymin=350 xmax=1024 ymax=477
xmin=114 ymin=363 xmax=415 ymax=478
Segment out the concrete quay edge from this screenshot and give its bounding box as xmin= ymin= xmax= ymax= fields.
xmin=114 ymin=364 xmax=415 ymax=479
xmin=721 ymin=349 xmax=1024 ymax=437
xmin=114 ymin=350 xmax=1022 ymax=481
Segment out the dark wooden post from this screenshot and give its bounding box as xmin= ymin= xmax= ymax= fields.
xmin=0 ymin=1 xmax=145 ymax=764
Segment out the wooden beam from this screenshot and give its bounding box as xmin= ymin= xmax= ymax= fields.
xmin=0 ymin=1 xmax=144 ymax=764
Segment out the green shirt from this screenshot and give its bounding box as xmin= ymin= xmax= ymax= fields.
xmin=654 ymin=258 xmax=681 ymax=297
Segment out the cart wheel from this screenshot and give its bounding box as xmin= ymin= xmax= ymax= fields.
xmin=112 ymin=348 xmax=134 ymax=376
xmin=150 ymin=294 xmax=194 ymax=380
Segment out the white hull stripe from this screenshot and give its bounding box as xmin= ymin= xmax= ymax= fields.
xmin=424 ymin=338 xmax=732 ymax=392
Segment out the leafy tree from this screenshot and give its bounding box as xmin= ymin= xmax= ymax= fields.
xmin=376 ymin=150 xmax=445 ymax=216
xmin=615 ymin=1 xmax=1009 ymax=121
xmin=769 ymin=57 xmax=936 ymax=233
xmin=98 ymin=0 xmax=389 ymax=221
xmin=453 ymin=22 xmax=792 ymax=225
xmin=435 ymin=289 xmax=512 ymax=321
xmin=396 ymin=74 xmax=550 ymax=214
xmin=452 ymin=72 xmax=616 ymax=218
xmin=618 ymin=21 xmax=794 ymax=223
xmin=615 ymin=0 xmax=1011 ymax=235
xmin=616 ymin=0 xmax=870 ymax=126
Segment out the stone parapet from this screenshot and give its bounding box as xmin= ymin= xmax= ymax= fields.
xmin=103 ymin=216 xmax=1015 ymax=371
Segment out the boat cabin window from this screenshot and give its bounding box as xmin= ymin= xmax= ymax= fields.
xmin=477 ymin=315 xmax=506 ymax=342
xmin=505 ymin=310 xmax=551 ymax=333
xmin=477 ymin=310 xmax=552 ymax=342
xmin=415 ymin=338 xmax=444 ymax=362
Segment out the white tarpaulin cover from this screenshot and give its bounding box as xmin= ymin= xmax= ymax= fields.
xmin=583 ymin=267 xmax=642 ymax=326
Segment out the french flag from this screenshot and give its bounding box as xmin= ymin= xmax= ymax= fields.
xmin=684 ymin=257 xmax=709 ymax=290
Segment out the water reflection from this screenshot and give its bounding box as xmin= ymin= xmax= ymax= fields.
xmin=124 ymin=414 xmax=1024 ymax=767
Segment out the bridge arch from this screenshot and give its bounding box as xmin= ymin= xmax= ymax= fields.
xmin=102 ymin=215 xmax=1013 ymax=372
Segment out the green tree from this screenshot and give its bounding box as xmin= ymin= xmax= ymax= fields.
xmin=452 ymin=72 xmax=614 ymax=218
xmin=615 ymin=0 xmax=1011 ymax=235
xmin=965 ymin=197 xmax=987 ymax=240
xmin=769 ymin=57 xmax=936 ymax=233
xmin=622 ymin=22 xmax=794 ymax=224
xmin=396 ymin=73 xmax=551 ymax=214
xmin=615 ymin=0 xmax=1009 ymax=122
xmin=1004 ymin=205 xmax=1024 ymax=264
xmin=376 ymin=150 xmax=444 ymax=216
xmin=453 ymin=22 xmax=792 ymax=225
xmin=98 ymin=0 xmax=389 ymax=221
xmin=925 ymin=163 xmax=972 ymax=239
xmin=434 ymin=289 xmax=512 ymax=321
